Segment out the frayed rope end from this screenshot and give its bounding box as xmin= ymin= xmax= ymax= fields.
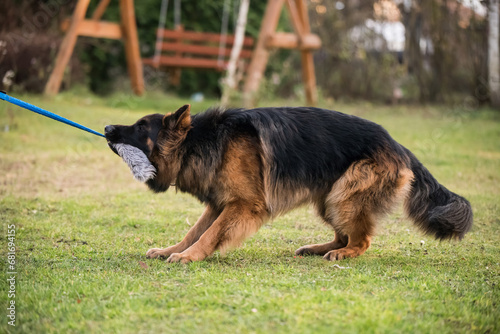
xmin=113 ymin=143 xmax=156 ymax=182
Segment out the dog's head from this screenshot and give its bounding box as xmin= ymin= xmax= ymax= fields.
xmin=105 ymin=105 xmax=192 ymax=192
xmin=104 ymin=113 xmax=163 ymax=156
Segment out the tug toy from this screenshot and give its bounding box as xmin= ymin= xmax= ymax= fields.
xmin=111 ymin=143 xmax=156 ymax=182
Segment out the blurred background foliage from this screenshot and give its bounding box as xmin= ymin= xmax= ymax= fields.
xmin=0 ymin=0 xmax=491 ymax=104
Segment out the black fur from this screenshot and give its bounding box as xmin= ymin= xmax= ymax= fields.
xmin=403 ymin=148 xmax=473 ymax=239
xmin=182 ymin=107 xmax=394 ymax=192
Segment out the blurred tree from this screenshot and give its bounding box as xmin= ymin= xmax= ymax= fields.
xmin=306 ymin=0 xmax=396 ymax=102
xmin=488 ymin=0 xmax=500 ymax=107
xmin=0 ymin=0 xmax=78 ymax=93
xmin=400 ymin=0 xmax=488 ymax=103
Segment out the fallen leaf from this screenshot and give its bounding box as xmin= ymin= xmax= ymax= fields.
xmin=139 ymin=261 xmax=148 ymax=269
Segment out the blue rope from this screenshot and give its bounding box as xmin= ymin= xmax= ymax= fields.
xmin=0 ymin=91 xmax=105 ymax=138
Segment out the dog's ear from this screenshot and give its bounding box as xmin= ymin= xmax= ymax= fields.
xmin=163 ymin=104 xmax=191 ymax=131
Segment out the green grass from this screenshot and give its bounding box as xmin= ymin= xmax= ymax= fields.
xmin=1 ymin=92 xmax=499 ymax=333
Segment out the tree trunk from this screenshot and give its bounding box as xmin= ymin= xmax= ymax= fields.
xmin=221 ymin=0 xmax=250 ymax=106
xmin=489 ymin=0 xmax=500 ymax=108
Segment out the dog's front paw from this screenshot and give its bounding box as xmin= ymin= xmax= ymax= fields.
xmin=166 ymin=250 xmax=206 ymax=264
xmin=295 ymin=245 xmax=318 ymax=256
xmin=166 ymin=253 xmax=191 ymax=264
xmin=146 ymin=248 xmax=172 ymax=259
xmin=323 ymin=248 xmax=360 ymax=261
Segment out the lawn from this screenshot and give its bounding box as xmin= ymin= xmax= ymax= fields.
xmin=1 ymin=91 xmax=499 ymax=333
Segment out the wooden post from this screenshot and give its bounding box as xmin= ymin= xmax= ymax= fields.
xmin=170 ymin=25 xmax=184 ymax=86
xmin=91 ymin=0 xmax=112 ymax=20
xmin=285 ymin=0 xmax=305 ymax=36
xmin=243 ymin=0 xmax=320 ymax=107
xmin=243 ymin=0 xmax=286 ymax=107
xmin=44 ymin=0 xmax=144 ymax=96
xmin=120 ymin=0 xmax=144 ymax=95
xmin=44 ymin=0 xmax=90 ymax=96
xmin=295 ymin=0 xmax=317 ymax=106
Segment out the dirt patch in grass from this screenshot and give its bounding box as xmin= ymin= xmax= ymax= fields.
xmin=0 ymin=151 xmax=144 ymax=198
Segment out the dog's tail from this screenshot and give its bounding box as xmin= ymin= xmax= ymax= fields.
xmin=403 ymin=149 xmax=473 ymax=240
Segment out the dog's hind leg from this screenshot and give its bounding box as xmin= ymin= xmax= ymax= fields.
xmin=166 ymin=200 xmax=268 ymax=263
xmin=146 ymin=205 xmax=221 ymax=259
xmin=322 ymin=214 xmax=373 ymax=261
xmin=320 ymin=154 xmax=413 ymax=261
xmin=295 ymin=229 xmax=348 ymax=256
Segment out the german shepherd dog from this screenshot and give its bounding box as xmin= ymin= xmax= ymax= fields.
xmin=104 ymin=105 xmax=473 ymax=263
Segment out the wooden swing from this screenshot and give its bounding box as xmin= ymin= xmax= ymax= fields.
xmin=142 ymin=26 xmax=254 ymax=71
xmin=142 ymin=0 xmax=254 ymax=73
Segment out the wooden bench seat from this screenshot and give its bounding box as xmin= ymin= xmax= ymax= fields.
xmin=142 ymin=27 xmax=255 ymax=71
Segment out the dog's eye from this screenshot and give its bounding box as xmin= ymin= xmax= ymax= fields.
xmin=137 ymin=121 xmax=147 ymax=131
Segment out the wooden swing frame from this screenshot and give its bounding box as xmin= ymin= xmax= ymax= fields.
xmin=244 ymin=0 xmax=321 ymax=106
xmin=44 ymin=0 xmax=144 ymax=96
xmin=44 ymin=0 xmax=320 ymax=106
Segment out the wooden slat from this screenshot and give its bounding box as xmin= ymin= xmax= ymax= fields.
xmin=160 ymin=29 xmax=254 ymax=47
xmin=145 ymin=28 xmax=254 ymax=71
xmin=265 ymin=32 xmax=321 ymax=50
xmin=296 ymin=0 xmax=317 ymax=106
xmin=120 ymin=0 xmax=144 ymax=95
xmin=45 ymin=0 xmax=91 ymax=95
xmin=61 ymin=18 xmax=122 ymax=39
xmin=143 ymin=56 xmax=226 ymax=70
xmin=170 ymin=26 xmax=183 ymax=85
xmin=157 ymin=42 xmax=253 ymax=58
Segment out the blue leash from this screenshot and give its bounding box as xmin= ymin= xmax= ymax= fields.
xmin=0 ymin=91 xmax=105 ymax=138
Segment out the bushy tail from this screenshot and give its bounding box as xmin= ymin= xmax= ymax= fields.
xmin=404 ymin=150 xmax=473 ymax=240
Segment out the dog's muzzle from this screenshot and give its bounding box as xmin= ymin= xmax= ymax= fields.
xmin=104 ymin=125 xmax=115 ymax=135
xmin=104 ymin=125 xmax=118 ymax=154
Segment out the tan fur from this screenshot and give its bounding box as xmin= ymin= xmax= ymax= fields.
xmin=267 ymin=183 xmax=315 ymax=217
xmin=214 ymin=139 xmax=268 ymax=252
xmin=259 ymin=140 xmax=317 ymax=216
xmin=148 ymin=108 xmax=191 ymax=189
xmin=148 ymin=137 xmax=269 ymax=263
xmin=146 ymin=205 xmax=220 ymax=259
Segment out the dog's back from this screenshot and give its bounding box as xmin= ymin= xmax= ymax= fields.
xmin=187 ymin=107 xmax=407 ymax=214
